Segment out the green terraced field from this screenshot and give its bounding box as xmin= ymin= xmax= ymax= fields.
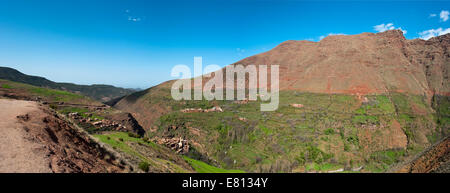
xmin=147 ymin=90 xmax=447 ymax=173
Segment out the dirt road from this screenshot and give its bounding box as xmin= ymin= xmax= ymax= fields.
xmin=0 ymin=99 xmax=51 ymax=173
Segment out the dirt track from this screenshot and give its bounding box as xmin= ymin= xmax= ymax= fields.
xmin=0 ymin=99 xmax=51 ymax=173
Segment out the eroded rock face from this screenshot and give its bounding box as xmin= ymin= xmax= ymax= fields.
xmin=17 ymin=106 xmax=131 ymax=173
xmin=396 ymin=137 xmax=450 ymax=173
xmin=109 ymin=31 xmax=449 ymax=172
xmin=106 ymin=112 xmax=146 ymax=136
xmin=114 ymin=30 xmax=450 ymax=130
xmin=225 ymin=30 xmax=449 ymax=97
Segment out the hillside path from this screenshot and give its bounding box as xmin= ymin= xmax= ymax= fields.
xmin=0 ymin=99 xmax=51 ymax=173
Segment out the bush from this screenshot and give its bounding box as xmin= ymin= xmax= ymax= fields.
xmin=352 ymin=115 xmax=379 ymax=125
xmin=346 ymin=136 xmax=359 ymax=145
xmin=344 ymin=143 xmax=350 ymax=152
xmin=128 ymin=132 xmax=139 ymax=138
xmin=306 ymin=145 xmax=331 ymax=163
xmin=324 ymin=128 xmax=335 ymax=135
xmin=1 ymin=84 xmax=12 ymax=89
xmin=139 ymin=161 xmax=150 ymax=172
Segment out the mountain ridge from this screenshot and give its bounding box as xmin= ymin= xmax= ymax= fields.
xmin=111 ymin=30 xmax=449 ymax=172
xmin=226 ymin=30 xmax=449 ymax=96
xmin=0 ymin=66 xmax=136 ymax=102
xmin=114 ymin=30 xmax=450 ymax=129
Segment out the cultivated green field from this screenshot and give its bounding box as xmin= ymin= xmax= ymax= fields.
xmin=147 ymin=90 xmax=448 ymax=173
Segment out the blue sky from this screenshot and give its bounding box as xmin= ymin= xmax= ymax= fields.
xmin=0 ymin=0 xmax=449 ymax=88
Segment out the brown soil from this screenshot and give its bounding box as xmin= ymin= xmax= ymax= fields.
xmin=0 ymin=99 xmax=51 ymax=172
xmin=0 ymin=99 xmax=130 ymax=173
xmin=357 ymin=121 xmax=408 ymax=154
xmin=105 ymin=112 xmax=146 ymax=136
xmin=395 ymin=136 xmax=449 ymax=173
xmin=115 ymin=30 xmax=450 ymax=130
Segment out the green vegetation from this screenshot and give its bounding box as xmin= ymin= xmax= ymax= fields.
xmin=183 ymin=156 xmax=244 ymax=173
xmin=259 ymin=125 xmax=273 ymax=135
xmin=305 ymin=144 xmax=333 ymax=164
xmin=0 ymin=79 xmax=96 ymax=104
xmin=0 ymin=67 xmax=134 ymax=102
xmin=352 ymin=115 xmax=379 ymax=125
xmin=94 ymin=132 xmax=158 ymax=157
xmin=346 ymin=135 xmax=359 ymax=146
xmin=306 ymin=162 xmax=342 ymax=172
xmin=58 ymin=106 xmax=104 ymax=121
xmin=6 ymin=77 xmax=432 ymax=173
xmin=59 ymin=107 xmax=89 ymax=114
xmin=94 ymin=132 xmax=191 ymax=173
xmin=1 ymin=84 xmax=12 ymax=89
xmin=149 ymin=90 xmax=442 ymax=173
xmin=139 ymin=161 xmax=150 ymax=172
xmin=30 ymin=87 xmax=82 ymax=102
xmin=366 ymin=150 xmax=406 ymax=172
xmin=433 ymin=95 xmax=450 ymax=128
xmin=324 ymin=128 xmax=335 ymax=135
xmin=175 ymin=99 xmax=215 ymax=110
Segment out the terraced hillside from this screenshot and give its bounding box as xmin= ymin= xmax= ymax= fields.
xmin=0 ymin=80 xmax=197 ymax=173
xmin=118 ymin=88 xmax=448 ymax=172
xmin=114 ymin=30 xmax=450 ymax=173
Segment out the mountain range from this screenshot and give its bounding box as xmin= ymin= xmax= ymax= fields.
xmin=112 ymin=30 xmax=449 ymax=172
xmin=0 ymin=30 xmax=448 ymax=173
xmin=0 ymin=66 xmax=136 ymax=102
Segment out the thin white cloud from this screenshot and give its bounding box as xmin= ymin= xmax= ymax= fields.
xmin=419 ymin=27 xmax=450 ymax=40
xmin=236 ymin=48 xmax=246 ymax=56
xmin=373 ymin=23 xmax=407 ymax=34
xmin=125 ymin=9 xmax=142 ymax=22
xmin=440 ymin=10 xmax=449 ymax=22
xmin=128 ymin=16 xmax=141 ymax=22
xmin=319 ymin=33 xmax=346 ymax=40
xmin=374 ymin=23 xmax=395 ymax=32
xmin=430 ymin=13 xmax=437 ymax=18
xmin=328 ymin=33 xmax=346 ymax=36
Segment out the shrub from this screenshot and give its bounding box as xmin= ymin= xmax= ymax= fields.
xmin=306 ymin=145 xmax=332 ymax=163
xmin=128 ymin=132 xmax=139 ymax=138
xmin=346 ymin=136 xmax=359 ymax=146
xmin=344 ymin=143 xmax=350 ymax=152
xmin=139 ymin=161 xmax=150 ymax=172
xmin=352 ymin=115 xmax=379 ymax=125
xmin=324 ymin=128 xmax=335 ymax=135
xmin=1 ymin=84 xmax=12 ymax=89
xmin=296 ymin=152 xmax=306 ymax=165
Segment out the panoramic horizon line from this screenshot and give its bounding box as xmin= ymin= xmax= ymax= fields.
xmin=2 ymin=29 xmax=448 ymax=90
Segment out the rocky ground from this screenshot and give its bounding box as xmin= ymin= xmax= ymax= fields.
xmin=0 ymin=99 xmax=52 ymax=172
xmin=395 ymin=136 xmax=449 ymax=173
xmin=0 ymin=98 xmax=131 ymax=173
